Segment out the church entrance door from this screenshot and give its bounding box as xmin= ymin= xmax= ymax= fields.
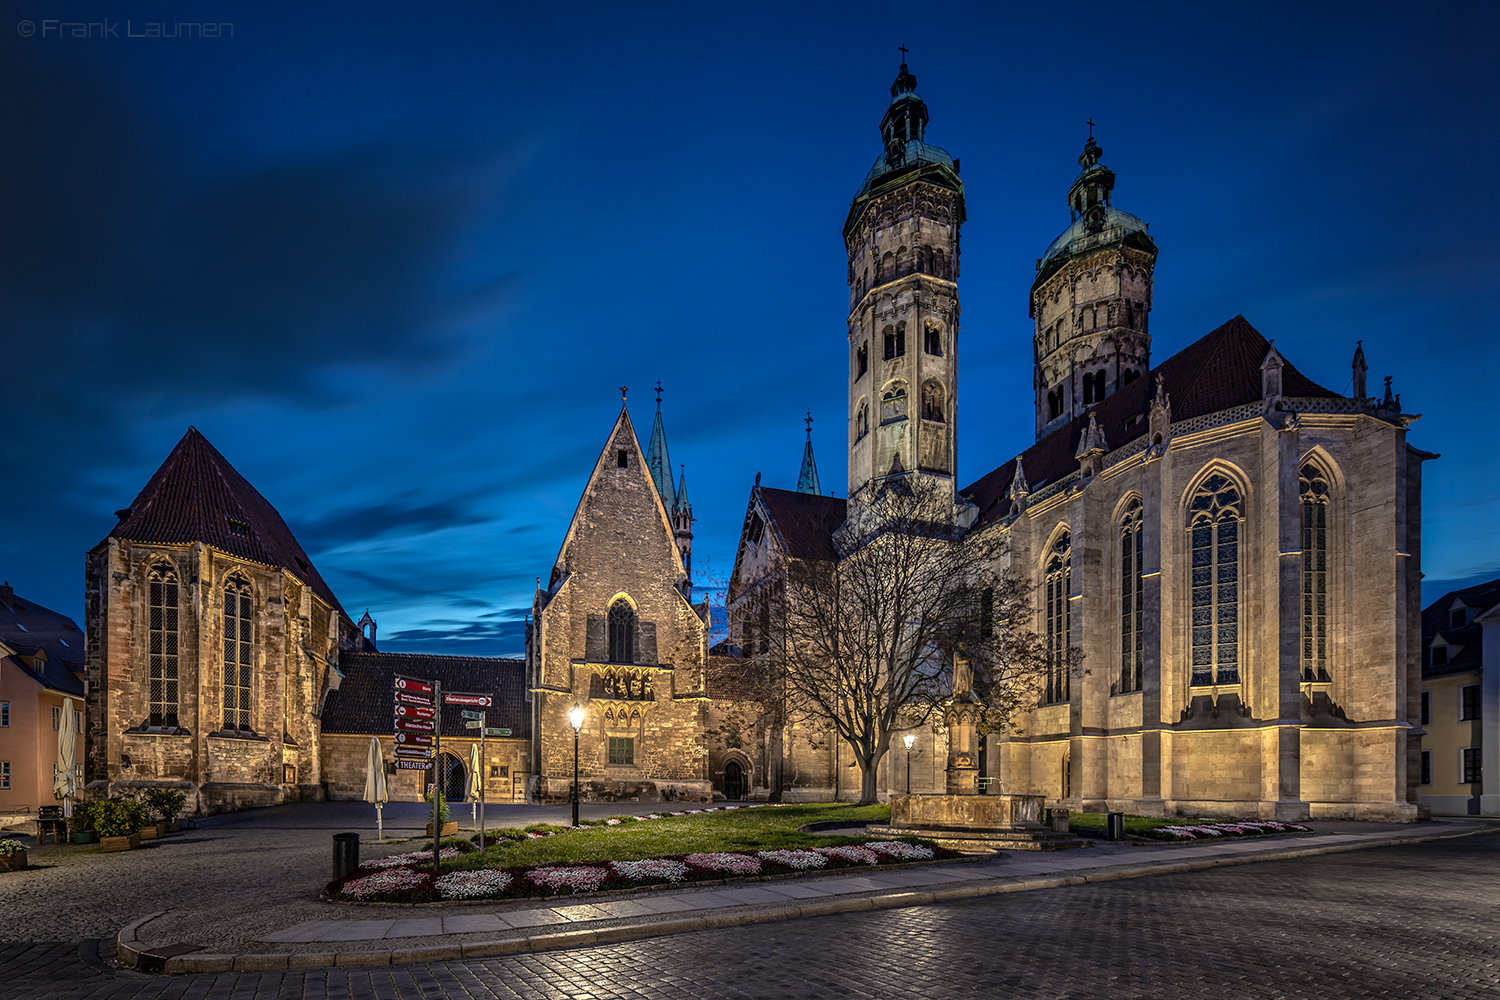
xmin=724 ymin=760 xmax=746 ymax=801
xmin=440 ymin=753 xmax=467 ymax=802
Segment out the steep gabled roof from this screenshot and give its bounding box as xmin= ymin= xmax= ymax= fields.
xmin=322 ymin=651 xmax=529 ymax=738
xmin=105 ymin=427 xmax=346 ymax=616
xmin=962 ymin=316 xmax=1340 ymax=528
xmin=758 ymin=487 xmax=847 ymax=564
xmin=1421 ymin=577 xmax=1500 ymax=679
xmin=0 ymin=586 xmax=85 ymax=688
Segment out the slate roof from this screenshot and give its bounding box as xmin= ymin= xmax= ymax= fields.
xmin=961 ymin=315 xmax=1340 ymax=529
xmin=106 ymin=427 xmax=347 ymax=617
xmin=322 ymin=651 xmax=529 ymax=738
xmin=0 ymin=586 xmax=85 ymax=696
xmin=758 ymin=487 xmax=847 ymax=563
xmin=1421 ymin=577 xmax=1500 ymax=679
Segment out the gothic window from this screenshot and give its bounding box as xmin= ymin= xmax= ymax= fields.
xmin=607 ymin=599 xmax=635 ymax=663
xmin=881 ymin=385 xmax=908 ymax=424
xmin=857 ymin=342 xmax=868 ymax=379
xmin=1045 ymin=531 xmax=1072 ymax=705
xmin=148 ymin=564 xmax=179 ymax=727
xmin=1300 ymin=464 xmax=1331 ymax=682
xmin=1083 ymin=371 xmax=1107 ymax=404
xmin=883 ymin=325 xmax=897 ymax=360
xmin=855 ymin=400 xmax=870 ymax=441
xmin=222 ymin=575 xmax=253 ymax=731
xmin=924 ymin=324 xmax=942 ymax=356
xmin=921 ymin=382 xmax=945 ymax=422
xmin=881 ymin=321 xmax=906 ymax=359
xmin=1119 ymin=500 xmax=1144 ymax=694
xmin=1189 ymin=474 xmax=1242 ymax=686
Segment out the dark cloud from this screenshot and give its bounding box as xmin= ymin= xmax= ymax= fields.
xmin=1422 ymin=567 xmax=1500 ymax=606
xmin=380 ymin=616 xmax=527 ymax=659
xmin=292 ymin=499 xmax=498 ymax=551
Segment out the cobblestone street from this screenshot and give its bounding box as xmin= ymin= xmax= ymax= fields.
xmin=4 ymin=828 xmax=1496 ymax=999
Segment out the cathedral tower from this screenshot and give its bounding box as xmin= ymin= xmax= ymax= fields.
xmin=1031 ymin=132 xmax=1157 ymax=441
xmin=844 ymin=60 xmax=964 ymax=503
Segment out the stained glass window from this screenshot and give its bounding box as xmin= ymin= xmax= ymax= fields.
xmin=223 ymin=576 xmax=253 ymax=731
xmin=1189 ymin=474 xmax=1241 ymax=686
xmin=1300 ymin=464 xmax=1330 ymax=682
xmin=1120 ymin=500 xmax=1144 ymax=694
xmin=148 ymin=565 xmax=179 ymax=727
xmin=608 ymin=599 xmax=635 ymax=663
xmin=1045 ymin=530 xmax=1072 ymax=704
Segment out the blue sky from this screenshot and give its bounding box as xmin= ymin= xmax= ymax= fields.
xmin=2 ymin=1 xmax=1496 ymax=655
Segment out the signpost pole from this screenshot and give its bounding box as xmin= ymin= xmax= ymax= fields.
xmin=479 ymin=710 xmax=486 ymax=850
xmin=432 ymin=679 xmax=442 ymax=873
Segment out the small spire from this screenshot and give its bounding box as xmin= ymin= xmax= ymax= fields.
xmin=797 ymin=412 xmax=822 ymax=495
xmin=1007 ymin=455 xmax=1030 ymax=500
xmin=675 ymin=464 xmax=691 ymax=513
xmin=1352 ymin=340 xmax=1368 ymax=399
xmin=645 ymin=381 xmax=676 ymax=507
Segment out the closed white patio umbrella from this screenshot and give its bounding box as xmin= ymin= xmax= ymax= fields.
xmin=468 ymin=741 xmax=484 ymax=845
xmin=54 ymin=697 xmax=79 ymax=821
xmin=364 ymin=736 xmax=388 ymax=842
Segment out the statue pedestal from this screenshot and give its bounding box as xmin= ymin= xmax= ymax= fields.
xmin=868 ymin=793 xmax=1091 ymax=852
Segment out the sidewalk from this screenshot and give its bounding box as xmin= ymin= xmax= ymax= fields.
xmin=118 ymin=818 xmax=1500 ymax=974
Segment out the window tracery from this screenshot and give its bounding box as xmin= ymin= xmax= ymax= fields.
xmin=223 ymin=574 xmax=253 ymax=731
xmin=1045 ymin=530 xmax=1071 ymax=705
xmin=148 ymin=564 xmax=179 ymax=727
xmin=1189 ymin=474 xmax=1242 ymax=686
xmin=1119 ymin=500 xmax=1144 ymax=694
xmin=607 ymin=599 xmax=635 ymax=663
xmin=1300 ymin=464 xmax=1331 ymax=682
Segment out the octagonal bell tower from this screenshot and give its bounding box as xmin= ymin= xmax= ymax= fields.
xmin=1031 ymin=132 xmax=1157 ymax=441
xmin=844 ymin=60 xmax=965 ymax=505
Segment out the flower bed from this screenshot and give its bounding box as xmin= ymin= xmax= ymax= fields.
xmin=327 ymin=836 xmax=953 ymax=904
xmin=1148 ymin=820 xmax=1311 ymax=841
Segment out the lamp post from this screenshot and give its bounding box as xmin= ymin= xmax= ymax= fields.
xmin=903 ymin=733 xmax=916 ymax=794
xmin=568 ymin=703 xmax=585 ymax=828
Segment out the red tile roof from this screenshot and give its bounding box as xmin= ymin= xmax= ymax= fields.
xmin=961 ymin=315 xmax=1340 ymax=527
xmin=106 ymin=427 xmax=347 ymax=616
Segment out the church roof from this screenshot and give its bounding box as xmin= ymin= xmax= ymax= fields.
xmin=104 ymin=427 xmax=347 ymax=617
xmin=961 ymin=315 xmax=1341 ymax=529
xmin=646 ymin=400 xmax=676 ymax=509
xmin=322 ymin=650 xmax=529 ymax=738
xmin=1421 ymin=577 xmax=1500 ymax=679
xmin=797 ymin=436 xmax=821 ymax=496
xmin=757 ymin=486 xmax=846 ymax=563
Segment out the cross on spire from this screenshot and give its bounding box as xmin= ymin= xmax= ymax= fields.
xmin=620 ymin=385 xmax=628 ymax=402
xmin=1087 ymin=118 xmax=1096 ymax=138
xmin=655 ymin=380 xmax=664 ymax=404
xmin=805 ymin=411 xmax=814 ymax=437
xmin=898 ymin=43 xmax=908 ymax=64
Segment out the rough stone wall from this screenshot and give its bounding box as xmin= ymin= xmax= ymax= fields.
xmin=321 ymin=734 xmax=530 ymax=803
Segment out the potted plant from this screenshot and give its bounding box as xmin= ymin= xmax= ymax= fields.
xmin=0 ymin=839 xmax=27 ymax=872
xmin=424 ymin=789 xmax=457 ymax=837
xmin=142 ymin=788 xmax=187 ymax=834
xmin=69 ymin=801 xmax=96 ymax=844
xmin=94 ymin=799 xmax=149 ymax=852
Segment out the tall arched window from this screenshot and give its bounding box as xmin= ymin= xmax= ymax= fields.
xmin=223 ymin=575 xmax=254 ymax=731
xmin=921 ymin=382 xmax=945 ymax=422
xmin=148 ymin=564 xmax=179 ymax=727
xmin=607 ymin=599 xmax=635 ymax=663
xmin=1045 ymin=530 xmax=1071 ymax=705
xmin=1300 ymin=464 xmax=1331 ymax=682
xmin=857 ymin=341 xmax=868 ymax=379
xmin=1189 ymin=474 xmax=1242 ymax=686
xmin=855 ymin=400 xmax=870 ymax=440
xmin=924 ymin=323 xmax=943 ymax=356
xmin=1119 ymin=500 xmax=1144 ymax=694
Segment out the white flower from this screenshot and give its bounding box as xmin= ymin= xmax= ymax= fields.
xmin=340 ymin=868 xmax=428 ymax=898
xmin=434 ymin=869 xmax=513 ymax=899
xmin=686 ymin=852 xmax=762 ymax=874
xmin=611 ymin=859 xmax=690 ymax=882
xmin=758 ymin=849 xmax=827 ymax=870
xmin=527 ymin=866 xmax=611 ymax=893
xmin=866 ymin=841 xmax=935 ymax=860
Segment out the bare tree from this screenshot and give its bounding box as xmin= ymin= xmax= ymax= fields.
xmin=760 ymin=477 xmax=1052 ymax=805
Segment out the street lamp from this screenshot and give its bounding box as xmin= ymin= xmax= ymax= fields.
xmin=903 ymin=733 xmax=916 ymax=794
xmin=568 ymin=702 xmax=585 ymax=828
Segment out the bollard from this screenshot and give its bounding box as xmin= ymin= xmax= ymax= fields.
xmin=1106 ymin=811 xmax=1124 ymax=841
xmin=332 ymin=832 xmax=360 ymax=881
xmin=1048 ymin=808 xmax=1070 ymax=834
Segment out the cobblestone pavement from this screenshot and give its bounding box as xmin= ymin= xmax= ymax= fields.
xmin=5 ymin=829 xmax=1497 ymax=999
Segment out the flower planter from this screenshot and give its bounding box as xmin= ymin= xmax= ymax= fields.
xmin=163 ymin=820 xmax=181 ymax=834
xmin=0 ymin=850 xmax=27 ymax=872
xmin=426 ymin=822 xmax=458 ymax=837
xmin=139 ymin=826 xmax=160 ymax=840
xmin=101 ymin=832 xmax=141 ymax=852
xmin=71 ymin=831 xmax=96 ymax=844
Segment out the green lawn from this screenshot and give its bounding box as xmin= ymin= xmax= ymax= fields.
xmin=1066 ymin=813 xmax=1206 ymax=837
xmin=443 ymin=803 xmax=893 ymax=870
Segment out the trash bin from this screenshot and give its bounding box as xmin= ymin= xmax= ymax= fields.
xmin=1106 ymin=812 xmax=1125 ymax=841
xmin=333 ymin=832 xmax=360 ymax=880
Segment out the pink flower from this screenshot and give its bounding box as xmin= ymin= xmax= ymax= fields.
xmin=527 ymin=866 xmax=611 ymax=893
xmin=686 ymin=852 xmax=762 ymax=875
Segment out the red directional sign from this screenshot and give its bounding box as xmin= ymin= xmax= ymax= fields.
xmin=394 ymin=745 xmax=431 ymax=758
xmin=444 ymin=692 xmax=492 ymax=707
xmin=394 ymin=732 xmax=434 ymax=747
xmin=394 ymin=716 xmax=434 ymax=734
xmin=395 ymin=690 xmax=433 ymax=707
xmin=394 ymin=676 xmax=433 ymax=695
xmin=394 ymin=703 xmax=435 ymax=720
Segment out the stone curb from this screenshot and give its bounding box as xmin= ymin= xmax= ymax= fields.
xmin=124 ymin=825 xmax=1493 ymax=975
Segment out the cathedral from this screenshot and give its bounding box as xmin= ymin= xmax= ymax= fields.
xmin=724 ymin=61 xmax=1430 ymax=820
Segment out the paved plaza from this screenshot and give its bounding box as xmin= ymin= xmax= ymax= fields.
xmin=2 ymin=804 xmax=1497 ymax=998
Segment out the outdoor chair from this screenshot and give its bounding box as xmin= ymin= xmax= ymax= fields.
xmin=36 ymin=805 xmax=67 ymax=845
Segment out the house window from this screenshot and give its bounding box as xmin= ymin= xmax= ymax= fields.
xmin=0 ymin=761 xmax=8 ymax=790
xmin=1462 ymin=747 xmax=1481 ymax=785
xmin=608 ymin=737 xmax=635 ymax=765
xmin=1451 ymin=607 xmax=1467 ymax=629
xmin=1461 ymin=685 xmax=1480 ymax=721
xmin=1431 ymin=645 xmax=1448 ymax=667
xmin=223 ymin=575 xmax=254 ymax=731
xmin=52 ymin=705 xmax=61 ymax=730
xmin=1189 ymin=474 xmax=1242 ymax=687
xmin=857 ymin=342 xmax=868 ymax=378
xmin=1420 ymin=749 xmax=1432 ymax=785
xmin=0 ymin=702 xmax=7 ymax=727
xmin=148 ymin=564 xmax=180 ymax=727
xmin=1300 ymin=465 xmax=1330 ymax=682
xmin=283 ymin=764 xmax=296 ymax=784
xmin=1420 ymin=690 xmax=1430 ymax=726
xmin=924 ymin=325 xmax=942 ymax=356
xmin=607 ymin=599 xmax=635 ymax=663
xmin=1119 ymin=499 xmax=1144 ymax=694
xmin=1045 ymin=531 xmax=1071 ymax=705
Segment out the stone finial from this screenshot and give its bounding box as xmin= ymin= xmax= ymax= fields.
xmin=1074 ymin=411 xmax=1110 ymax=464
xmin=1260 ymin=342 xmax=1284 ymax=401
xmin=1006 ymin=456 xmax=1030 ymax=512
xmin=1352 ymin=340 xmax=1368 ymax=400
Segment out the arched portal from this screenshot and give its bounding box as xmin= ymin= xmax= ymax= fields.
xmin=723 ymin=760 xmax=746 ymax=801
xmin=439 ymin=752 xmax=467 ymax=801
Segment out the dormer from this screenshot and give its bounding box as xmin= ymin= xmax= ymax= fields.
xmin=1429 ymin=634 xmax=1462 ymax=667
xmin=1448 ymin=600 xmax=1471 ymax=630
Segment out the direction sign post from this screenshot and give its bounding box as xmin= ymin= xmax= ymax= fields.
xmin=484 ymin=728 xmax=511 ymax=737
xmin=460 ymin=710 xmax=484 ymax=720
